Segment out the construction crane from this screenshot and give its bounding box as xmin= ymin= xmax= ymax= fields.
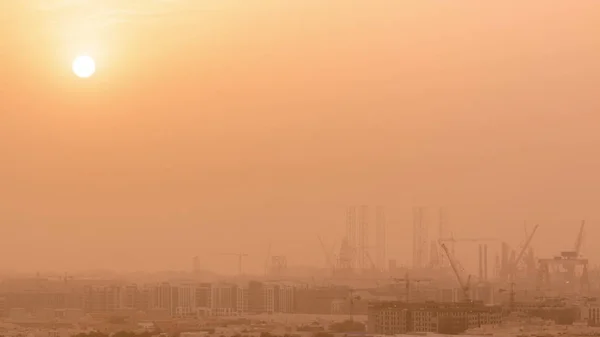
xmin=509 ymin=224 xmax=539 ymax=279
xmin=439 ymin=241 xmax=471 ymax=301
xmin=347 ymin=288 xmax=364 ymax=322
xmin=219 ymin=253 xmax=248 ymax=275
xmin=63 ymin=272 xmax=74 ymax=284
xmin=365 ymin=250 xmax=377 ymax=271
xmin=503 ymin=224 xmax=538 ymax=309
xmin=317 ymin=287 xmax=370 ymax=321
xmin=439 ymin=236 xmax=499 ymax=262
xmin=391 ymin=273 xmax=432 ymax=302
xmin=317 ymin=236 xmax=336 ymax=273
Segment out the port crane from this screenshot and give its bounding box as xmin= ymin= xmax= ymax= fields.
xmin=537 ymin=221 xmax=589 ymax=293
xmin=439 ymin=241 xmax=471 ymax=301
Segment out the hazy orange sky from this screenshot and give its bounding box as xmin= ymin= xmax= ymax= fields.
xmin=1 ymin=1 xmax=600 ymax=274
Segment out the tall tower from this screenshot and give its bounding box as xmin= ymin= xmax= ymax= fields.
xmin=358 ymin=205 xmax=369 ymax=270
xmin=375 ymin=206 xmax=386 ymax=271
xmin=484 ymin=244 xmax=489 ymax=281
xmin=193 ymin=256 xmax=200 ymax=273
xmin=412 ymin=206 xmax=428 ymax=269
xmin=438 ymin=208 xmax=447 ymax=266
xmin=346 ymin=206 xmax=357 ymax=269
xmin=478 ymin=244 xmax=484 ymax=280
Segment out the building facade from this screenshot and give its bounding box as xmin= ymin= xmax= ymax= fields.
xmin=368 ymin=301 xmax=502 ymax=334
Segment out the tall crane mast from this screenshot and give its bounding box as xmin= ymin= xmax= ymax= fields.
xmin=219 ymin=253 xmax=248 ymax=275
xmin=316 ymin=287 xmax=369 ymax=322
xmin=391 ymin=273 xmax=432 ymax=303
xmin=317 ymin=236 xmax=336 ymax=273
xmin=505 ymin=224 xmax=538 ymax=309
xmin=439 ymin=241 xmax=471 ymax=301
xmin=509 ymin=224 xmax=539 ymax=279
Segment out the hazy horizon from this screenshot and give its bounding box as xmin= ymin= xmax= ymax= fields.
xmin=1 ymin=1 xmax=600 ymax=274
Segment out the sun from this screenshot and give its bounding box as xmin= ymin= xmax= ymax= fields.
xmin=72 ymin=55 xmax=96 ymax=78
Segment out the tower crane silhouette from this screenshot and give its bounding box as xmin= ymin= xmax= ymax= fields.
xmin=219 ymin=253 xmax=248 ymax=275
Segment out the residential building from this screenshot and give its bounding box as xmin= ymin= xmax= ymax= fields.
xmin=248 ymin=281 xmax=264 ymax=313
xmin=275 ymin=284 xmax=294 ymax=313
xmin=368 ymin=301 xmax=502 ymax=334
xmin=263 ymin=284 xmax=275 ymax=313
xmin=121 ymin=284 xmax=138 ymax=310
xmin=234 ymin=285 xmax=248 ymax=314
xmin=173 ymin=284 xmax=196 ymax=318
xmin=149 ymin=283 xmax=172 ymax=311
xmin=83 ymin=285 xmax=122 ymax=313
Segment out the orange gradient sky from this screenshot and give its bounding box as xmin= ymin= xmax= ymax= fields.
xmin=1 ymin=1 xmax=600 ymax=274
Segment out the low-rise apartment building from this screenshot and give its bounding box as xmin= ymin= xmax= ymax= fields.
xmin=368 ymin=301 xmax=502 ymax=335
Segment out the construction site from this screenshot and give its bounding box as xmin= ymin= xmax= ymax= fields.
xmin=312 ymin=206 xmax=600 ymax=333
xmin=185 ymin=205 xmax=600 ymax=333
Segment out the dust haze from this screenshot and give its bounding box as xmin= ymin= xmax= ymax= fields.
xmin=1 ymin=1 xmax=599 ymax=276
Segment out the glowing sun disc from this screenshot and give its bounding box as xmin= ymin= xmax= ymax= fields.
xmin=72 ymin=55 xmax=96 ymax=78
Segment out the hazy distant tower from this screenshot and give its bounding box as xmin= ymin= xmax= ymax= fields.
xmin=375 ymin=206 xmax=386 ymax=271
xmin=193 ymin=256 xmax=200 ymax=273
xmin=438 ymin=208 xmax=447 ymax=266
xmin=358 ymin=205 xmax=369 ymax=270
xmin=346 ymin=206 xmax=357 ymax=268
xmin=412 ymin=206 xmax=428 ymax=269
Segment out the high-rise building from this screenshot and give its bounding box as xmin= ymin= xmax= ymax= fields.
xmin=234 ymin=285 xmax=248 ymax=315
xmin=248 ymin=281 xmax=264 ymax=313
xmin=121 ymin=284 xmax=138 ymax=310
xmin=211 ymin=283 xmax=232 ymax=309
xmin=368 ymin=301 xmax=502 ymax=334
xmin=263 ymin=284 xmax=275 ymax=314
xmin=195 ymin=283 xmax=212 ymax=309
xmin=173 ymin=284 xmax=196 ymax=318
xmin=274 ymin=284 xmax=294 ymax=313
xmin=149 ymin=283 xmax=172 ymax=311
xmin=83 ymin=285 xmax=122 ymax=313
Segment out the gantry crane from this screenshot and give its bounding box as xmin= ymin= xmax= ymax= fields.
xmin=537 ymin=221 xmax=588 ymax=293
xmin=439 ymin=241 xmax=471 ymax=301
